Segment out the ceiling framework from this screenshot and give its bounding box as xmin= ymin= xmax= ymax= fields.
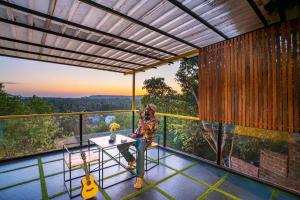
xmin=0 ymin=0 xmax=296 ymax=74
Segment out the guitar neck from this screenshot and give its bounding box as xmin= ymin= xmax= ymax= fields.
xmin=81 ymin=153 xmax=90 ymax=181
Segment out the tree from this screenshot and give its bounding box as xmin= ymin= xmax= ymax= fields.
xmin=0 ymin=83 xmax=26 ymax=115
xmin=26 ymin=95 xmax=53 ymax=114
xmin=141 ymin=77 xmax=178 ymax=113
xmin=0 ymin=85 xmax=69 ymax=158
xmin=175 ymin=57 xmax=199 ymax=109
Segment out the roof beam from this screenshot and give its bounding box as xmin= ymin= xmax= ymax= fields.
xmin=78 ymin=0 xmax=199 ymax=49
xmin=167 ymin=0 xmax=228 ymax=40
xmin=0 ymin=36 xmax=144 ymax=67
xmin=0 ymin=18 xmax=162 ymax=61
xmin=0 ymin=0 xmax=176 ymax=57
xmin=0 ymin=53 xmax=126 ymax=73
xmin=246 ymin=0 xmax=268 ymax=27
xmin=126 ymin=49 xmax=199 ymax=74
xmin=0 ymin=46 xmax=134 ymax=71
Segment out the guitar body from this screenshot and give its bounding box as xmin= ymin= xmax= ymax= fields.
xmin=80 ymin=151 xmax=99 ymax=199
xmin=81 ymin=175 xmax=99 ymax=199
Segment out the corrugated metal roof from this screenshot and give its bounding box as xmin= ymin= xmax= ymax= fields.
xmin=0 ymin=0 xmax=299 ymax=74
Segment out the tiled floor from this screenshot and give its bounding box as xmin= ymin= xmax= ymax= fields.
xmin=0 ymin=147 xmax=298 ymax=200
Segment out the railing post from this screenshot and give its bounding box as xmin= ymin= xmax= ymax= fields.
xmin=132 ymin=72 xmax=135 ymax=133
xmin=79 ymin=114 xmax=83 ymax=145
xmin=217 ymin=122 xmax=223 ymax=165
xmin=132 ymin=111 xmax=135 ymax=133
xmin=163 ymin=116 xmax=167 ymax=147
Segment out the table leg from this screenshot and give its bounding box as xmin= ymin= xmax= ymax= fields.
xmin=88 ymin=140 xmax=90 ymax=172
xmin=102 ymin=147 xmax=104 ymax=188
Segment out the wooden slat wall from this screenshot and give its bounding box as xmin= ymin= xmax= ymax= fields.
xmin=198 ymin=18 xmax=300 ymax=133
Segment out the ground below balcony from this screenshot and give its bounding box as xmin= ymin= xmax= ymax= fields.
xmin=0 ymin=147 xmax=299 ymax=200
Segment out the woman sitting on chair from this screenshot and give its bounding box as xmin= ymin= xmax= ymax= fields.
xmin=117 ymin=104 xmax=159 ymax=189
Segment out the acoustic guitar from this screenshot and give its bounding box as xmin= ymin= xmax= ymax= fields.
xmin=80 ymin=151 xmax=99 ymax=199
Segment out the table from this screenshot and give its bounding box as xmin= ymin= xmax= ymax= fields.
xmin=88 ymin=134 xmax=137 ymax=188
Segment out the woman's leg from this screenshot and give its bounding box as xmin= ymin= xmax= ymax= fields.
xmin=117 ymin=143 xmax=135 ymax=163
xmin=135 ymin=139 xmax=147 ymax=178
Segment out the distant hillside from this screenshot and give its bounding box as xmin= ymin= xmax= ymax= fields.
xmin=22 ymin=95 xmax=142 ymax=113
xmin=88 ymin=95 xmax=142 ymax=100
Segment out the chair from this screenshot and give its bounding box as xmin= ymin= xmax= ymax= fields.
xmin=145 ymin=135 xmax=160 ymax=171
xmin=63 ymin=142 xmax=100 ymax=198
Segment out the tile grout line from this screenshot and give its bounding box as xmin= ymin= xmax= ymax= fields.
xmin=48 ymin=153 xmax=174 ymax=199
xmin=148 ymin=156 xmax=241 ymax=200
xmin=196 ymin=174 xmax=230 ymax=200
xmin=0 ymin=163 xmax=38 ymax=174
xmin=121 ymin=161 xmax=199 ymax=200
xmin=0 ymin=152 xmax=240 ymax=200
xmin=143 ymin=178 xmax=176 ymax=200
xmin=38 ymin=157 xmax=49 ymax=200
xmin=0 ymin=151 xmax=169 ymax=193
xmin=269 ymin=189 xmax=280 ymax=200
xmin=0 ymin=177 xmax=40 ymax=190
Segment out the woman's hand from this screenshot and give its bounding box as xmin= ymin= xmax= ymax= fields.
xmin=128 ymin=133 xmax=137 ymax=138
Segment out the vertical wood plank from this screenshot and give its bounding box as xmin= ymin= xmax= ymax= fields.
xmin=272 ymin=26 xmax=277 ymax=130
xmin=267 ymin=27 xmax=273 ymax=130
xmin=263 ymin=29 xmax=268 ymax=129
xmin=245 ymin=33 xmax=250 ymax=127
xmin=249 ymin=32 xmax=254 ymax=126
xmin=287 ymin=22 xmax=293 ymax=132
xmin=294 ymin=20 xmax=300 ymax=132
xmin=253 ymin=31 xmax=259 ymax=128
xmin=281 ymin=23 xmax=288 ymax=131
xmin=276 ymin=25 xmax=283 ymax=131
xmin=224 ymin=42 xmax=228 ymax=123
xmin=241 ymin=35 xmax=246 ymax=126
xmin=228 ymin=40 xmax=232 ymax=124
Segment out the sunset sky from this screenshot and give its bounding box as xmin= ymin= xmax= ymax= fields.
xmin=0 ymin=56 xmax=181 ymax=98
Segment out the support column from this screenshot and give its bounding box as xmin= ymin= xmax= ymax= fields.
xmin=132 ymin=72 xmax=135 ymax=132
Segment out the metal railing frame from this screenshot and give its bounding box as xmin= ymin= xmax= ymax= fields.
xmin=0 ymin=110 xmax=299 ymax=197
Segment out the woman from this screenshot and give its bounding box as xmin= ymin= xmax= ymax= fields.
xmin=117 ymin=104 xmax=159 ymax=189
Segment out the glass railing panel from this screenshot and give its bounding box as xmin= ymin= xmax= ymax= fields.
xmin=166 ymin=117 xmax=217 ymax=162
xmin=0 ymin=115 xmax=79 ymax=160
xmin=222 ymin=124 xmax=299 ymax=193
xmin=82 ymin=112 xmax=132 ymax=140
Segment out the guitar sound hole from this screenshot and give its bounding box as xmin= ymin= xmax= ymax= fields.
xmin=86 ymin=187 xmax=94 ymax=192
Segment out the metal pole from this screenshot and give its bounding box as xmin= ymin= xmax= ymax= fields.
xmin=79 ymin=114 xmax=83 ymax=145
xmin=163 ymin=116 xmax=167 ymax=147
xmin=132 ymin=73 xmax=135 ymax=132
xmin=217 ymin=122 xmax=223 ymax=165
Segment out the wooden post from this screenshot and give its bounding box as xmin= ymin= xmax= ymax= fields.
xmin=132 ymin=72 xmax=135 ymax=132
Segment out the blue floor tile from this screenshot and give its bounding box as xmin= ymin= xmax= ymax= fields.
xmin=0 ymin=165 xmax=39 ymax=188
xmin=0 ymin=180 xmax=41 ymax=200
xmin=43 ymin=160 xmax=64 ymax=176
xmin=132 ymin=188 xmax=169 ymax=200
xmin=157 ymin=174 xmax=208 ymax=199
xmin=146 ymin=148 xmax=172 ymax=160
xmin=183 ymin=162 xmax=226 ymax=185
xmin=218 ymin=174 xmax=273 ymax=200
xmin=105 ymin=177 xmax=146 ymax=200
xmin=0 ymin=158 xmax=37 ymax=173
xmin=277 ymin=192 xmax=300 ymax=200
xmin=41 ymin=152 xmax=63 ymax=163
xmin=144 ymin=164 xmax=176 ymax=183
xmin=160 ymin=154 xmax=195 ymax=170
xmin=206 ymin=191 xmax=232 ymax=200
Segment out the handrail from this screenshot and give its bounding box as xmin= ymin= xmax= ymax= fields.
xmin=133 ymin=110 xmax=200 ymax=121
xmin=0 ymin=109 xmax=200 ymax=121
xmin=156 ymin=113 xmax=199 ymax=121
xmin=0 ymin=110 xmax=131 ymax=119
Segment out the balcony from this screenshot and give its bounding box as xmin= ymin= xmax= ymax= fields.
xmin=0 ymin=111 xmax=299 ymax=200
xmin=0 ymin=0 xmax=300 ymax=199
